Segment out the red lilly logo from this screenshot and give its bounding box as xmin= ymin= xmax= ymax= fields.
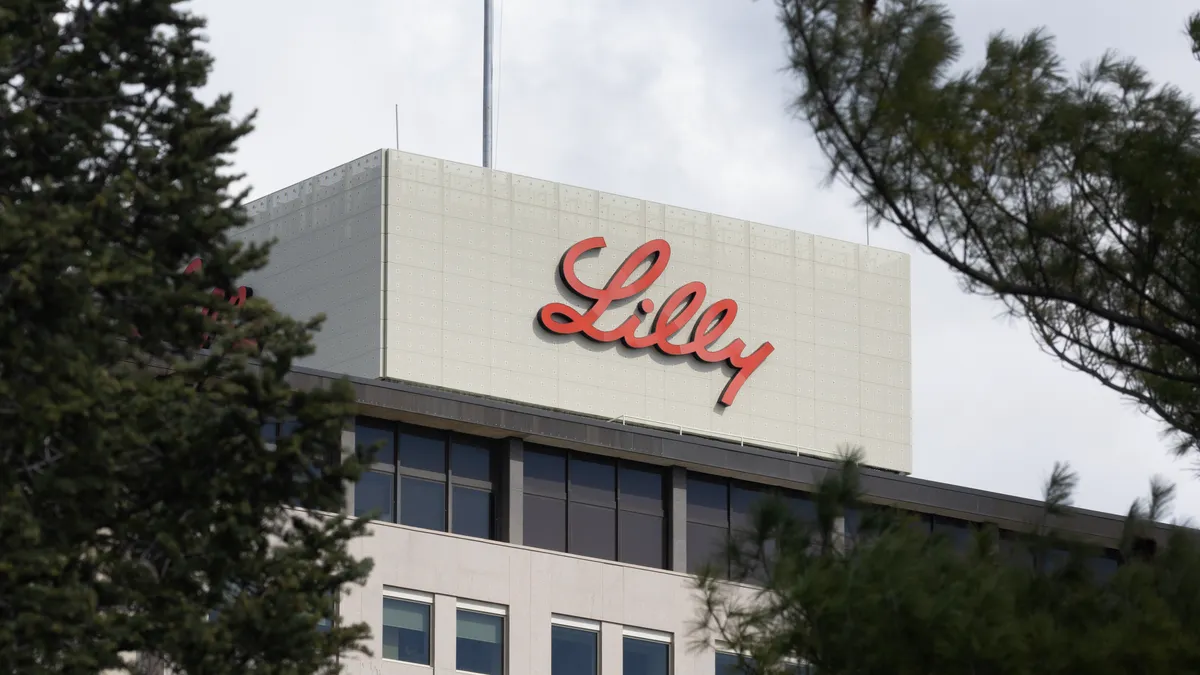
xmin=183 ymin=258 xmax=256 ymax=350
xmin=537 ymin=237 xmax=773 ymax=407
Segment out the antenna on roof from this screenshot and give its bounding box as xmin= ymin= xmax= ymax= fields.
xmin=394 ymin=104 xmax=400 ymax=151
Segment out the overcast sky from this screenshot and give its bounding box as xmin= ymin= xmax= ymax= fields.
xmin=191 ymin=0 xmax=1200 ymax=521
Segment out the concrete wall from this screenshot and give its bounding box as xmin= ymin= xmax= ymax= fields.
xmin=234 ymin=151 xmax=386 ymax=378
xmin=342 ymin=521 xmax=731 ymax=675
xmin=381 ymin=150 xmax=913 ymax=473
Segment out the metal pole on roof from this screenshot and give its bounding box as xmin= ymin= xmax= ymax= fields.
xmin=483 ymin=0 xmax=494 ymax=168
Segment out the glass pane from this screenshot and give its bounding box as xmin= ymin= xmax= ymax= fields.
xmin=931 ymin=516 xmax=971 ymax=551
xmin=399 ymin=428 xmax=446 ymax=473
xmin=260 ymin=421 xmax=278 ymax=444
xmin=278 ymin=419 xmax=301 ymax=439
xmin=623 ymin=636 xmax=670 ymax=675
xmin=570 ymin=456 xmax=616 ymax=506
xmin=716 ymin=652 xmax=755 ymax=675
xmin=1087 ymin=552 xmax=1119 ymax=581
xmin=844 ymin=508 xmax=860 ymax=536
xmin=356 ymin=418 xmax=395 ymax=465
xmin=524 ymin=494 xmax=566 ymax=552
xmin=354 ymin=470 xmax=394 ymax=522
xmin=457 ymin=610 xmax=504 ymax=675
xmin=400 ymin=476 xmax=446 ymax=531
xmin=452 ymin=437 xmax=493 ymax=482
xmin=382 ymin=598 xmax=430 ymax=664
xmin=618 ymin=511 xmax=665 ymax=569
xmin=687 ymin=521 xmax=729 ymax=576
xmin=686 ymin=475 xmax=728 ymax=526
xmin=568 ymin=502 xmax=616 ymax=560
xmin=453 ymin=485 xmax=493 ymax=539
xmin=619 ymin=464 xmax=664 ymax=514
xmin=730 ymin=484 xmax=766 ymax=532
xmin=785 ymin=492 xmax=817 ymax=523
xmin=552 ymin=625 xmax=598 ymax=675
xmin=525 ymin=448 xmax=566 ymax=498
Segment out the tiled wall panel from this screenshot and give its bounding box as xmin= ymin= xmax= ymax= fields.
xmin=382 ymin=150 xmax=912 ymax=473
xmin=232 ymin=151 xmax=385 ymax=379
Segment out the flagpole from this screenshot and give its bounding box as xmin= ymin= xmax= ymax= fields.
xmin=482 ymin=0 xmax=493 ymax=168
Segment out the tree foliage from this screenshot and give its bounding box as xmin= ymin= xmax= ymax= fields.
xmin=0 ymin=1 xmax=372 ymax=673
xmin=776 ymin=0 xmax=1200 ymax=458
xmin=694 ymin=450 xmax=1200 ymax=675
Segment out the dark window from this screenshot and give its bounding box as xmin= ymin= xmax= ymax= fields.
xmin=552 ymin=625 xmax=598 ymax=675
xmin=523 ymin=445 xmax=667 ymax=568
xmin=570 ymin=456 xmax=616 ymax=506
xmin=623 ymin=636 xmax=670 ymax=675
xmin=687 ymin=475 xmax=729 ymax=526
xmin=382 ymin=597 xmax=431 ymax=665
xmin=400 ymin=476 xmax=446 ymax=531
xmin=356 ymin=418 xmax=396 ymax=464
xmin=619 ymin=510 xmax=665 ymax=568
xmin=454 ymin=486 xmax=494 ymax=539
xmin=569 ymin=502 xmax=617 ymax=559
xmin=730 ymin=484 xmax=766 ymax=533
xmin=400 ymin=428 xmax=446 ymax=474
xmin=524 ymin=449 xmax=566 ymax=497
xmin=355 ymin=471 xmax=394 ymax=522
xmin=687 ymin=473 xmax=816 ymax=580
xmin=352 ymin=417 xmax=497 ymax=540
xmin=524 ymin=493 xmax=567 ymax=551
xmin=687 ymin=521 xmax=728 ymax=576
xmin=931 ymin=516 xmax=972 ymax=552
xmin=1087 ymin=548 xmax=1121 ymax=581
xmin=785 ymin=493 xmax=817 ymax=523
xmin=619 ymin=465 xmax=664 ymax=513
xmin=453 ymin=438 xmax=494 ymax=482
xmin=716 ymin=652 xmax=754 ymax=674
xmin=457 ymin=609 xmax=505 ymax=675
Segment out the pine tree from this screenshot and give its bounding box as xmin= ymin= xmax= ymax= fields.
xmin=775 ymin=0 xmax=1200 ymax=459
xmin=695 ymin=450 xmax=1200 ymax=675
xmin=0 ymin=1 xmax=373 ymax=672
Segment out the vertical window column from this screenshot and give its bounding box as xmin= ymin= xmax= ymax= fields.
xmin=618 ymin=464 xmax=667 ymax=568
xmin=686 ymin=475 xmax=729 ymax=576
xmin=354 ymin=418 xmax=397 ymax=523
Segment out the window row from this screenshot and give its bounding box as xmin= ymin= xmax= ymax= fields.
xmin=349 ymin=418 xmax=1131 ymax=581
xmin=523 ymin=445 xmax=669 ymax=569
xmin=382 ymin=590 xmax=505 ymax=674
xmin=845 ymin=507 xmax=1124 ymax=579
xmin=353 ymin=418 xmax=499 ymax=540
xmin=381 ymin=590 xmax=674 ymax=675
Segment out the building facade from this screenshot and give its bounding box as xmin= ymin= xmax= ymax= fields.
xmin=237 ymin=151 xmax=1144 ymax=675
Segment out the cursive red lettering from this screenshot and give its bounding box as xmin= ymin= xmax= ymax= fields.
xmin=537 ymin=238 xmax=773 ymax=407
xmin=183 ymin=258 xmax=256 ymax=351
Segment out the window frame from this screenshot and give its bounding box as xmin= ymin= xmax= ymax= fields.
xmin=381 ymin=587 xmax=434 ymax=667
xmin=455 ymin=599 xmax=508 ymax=675
xmin=353 ymin=418 xmax=499 ymax=539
